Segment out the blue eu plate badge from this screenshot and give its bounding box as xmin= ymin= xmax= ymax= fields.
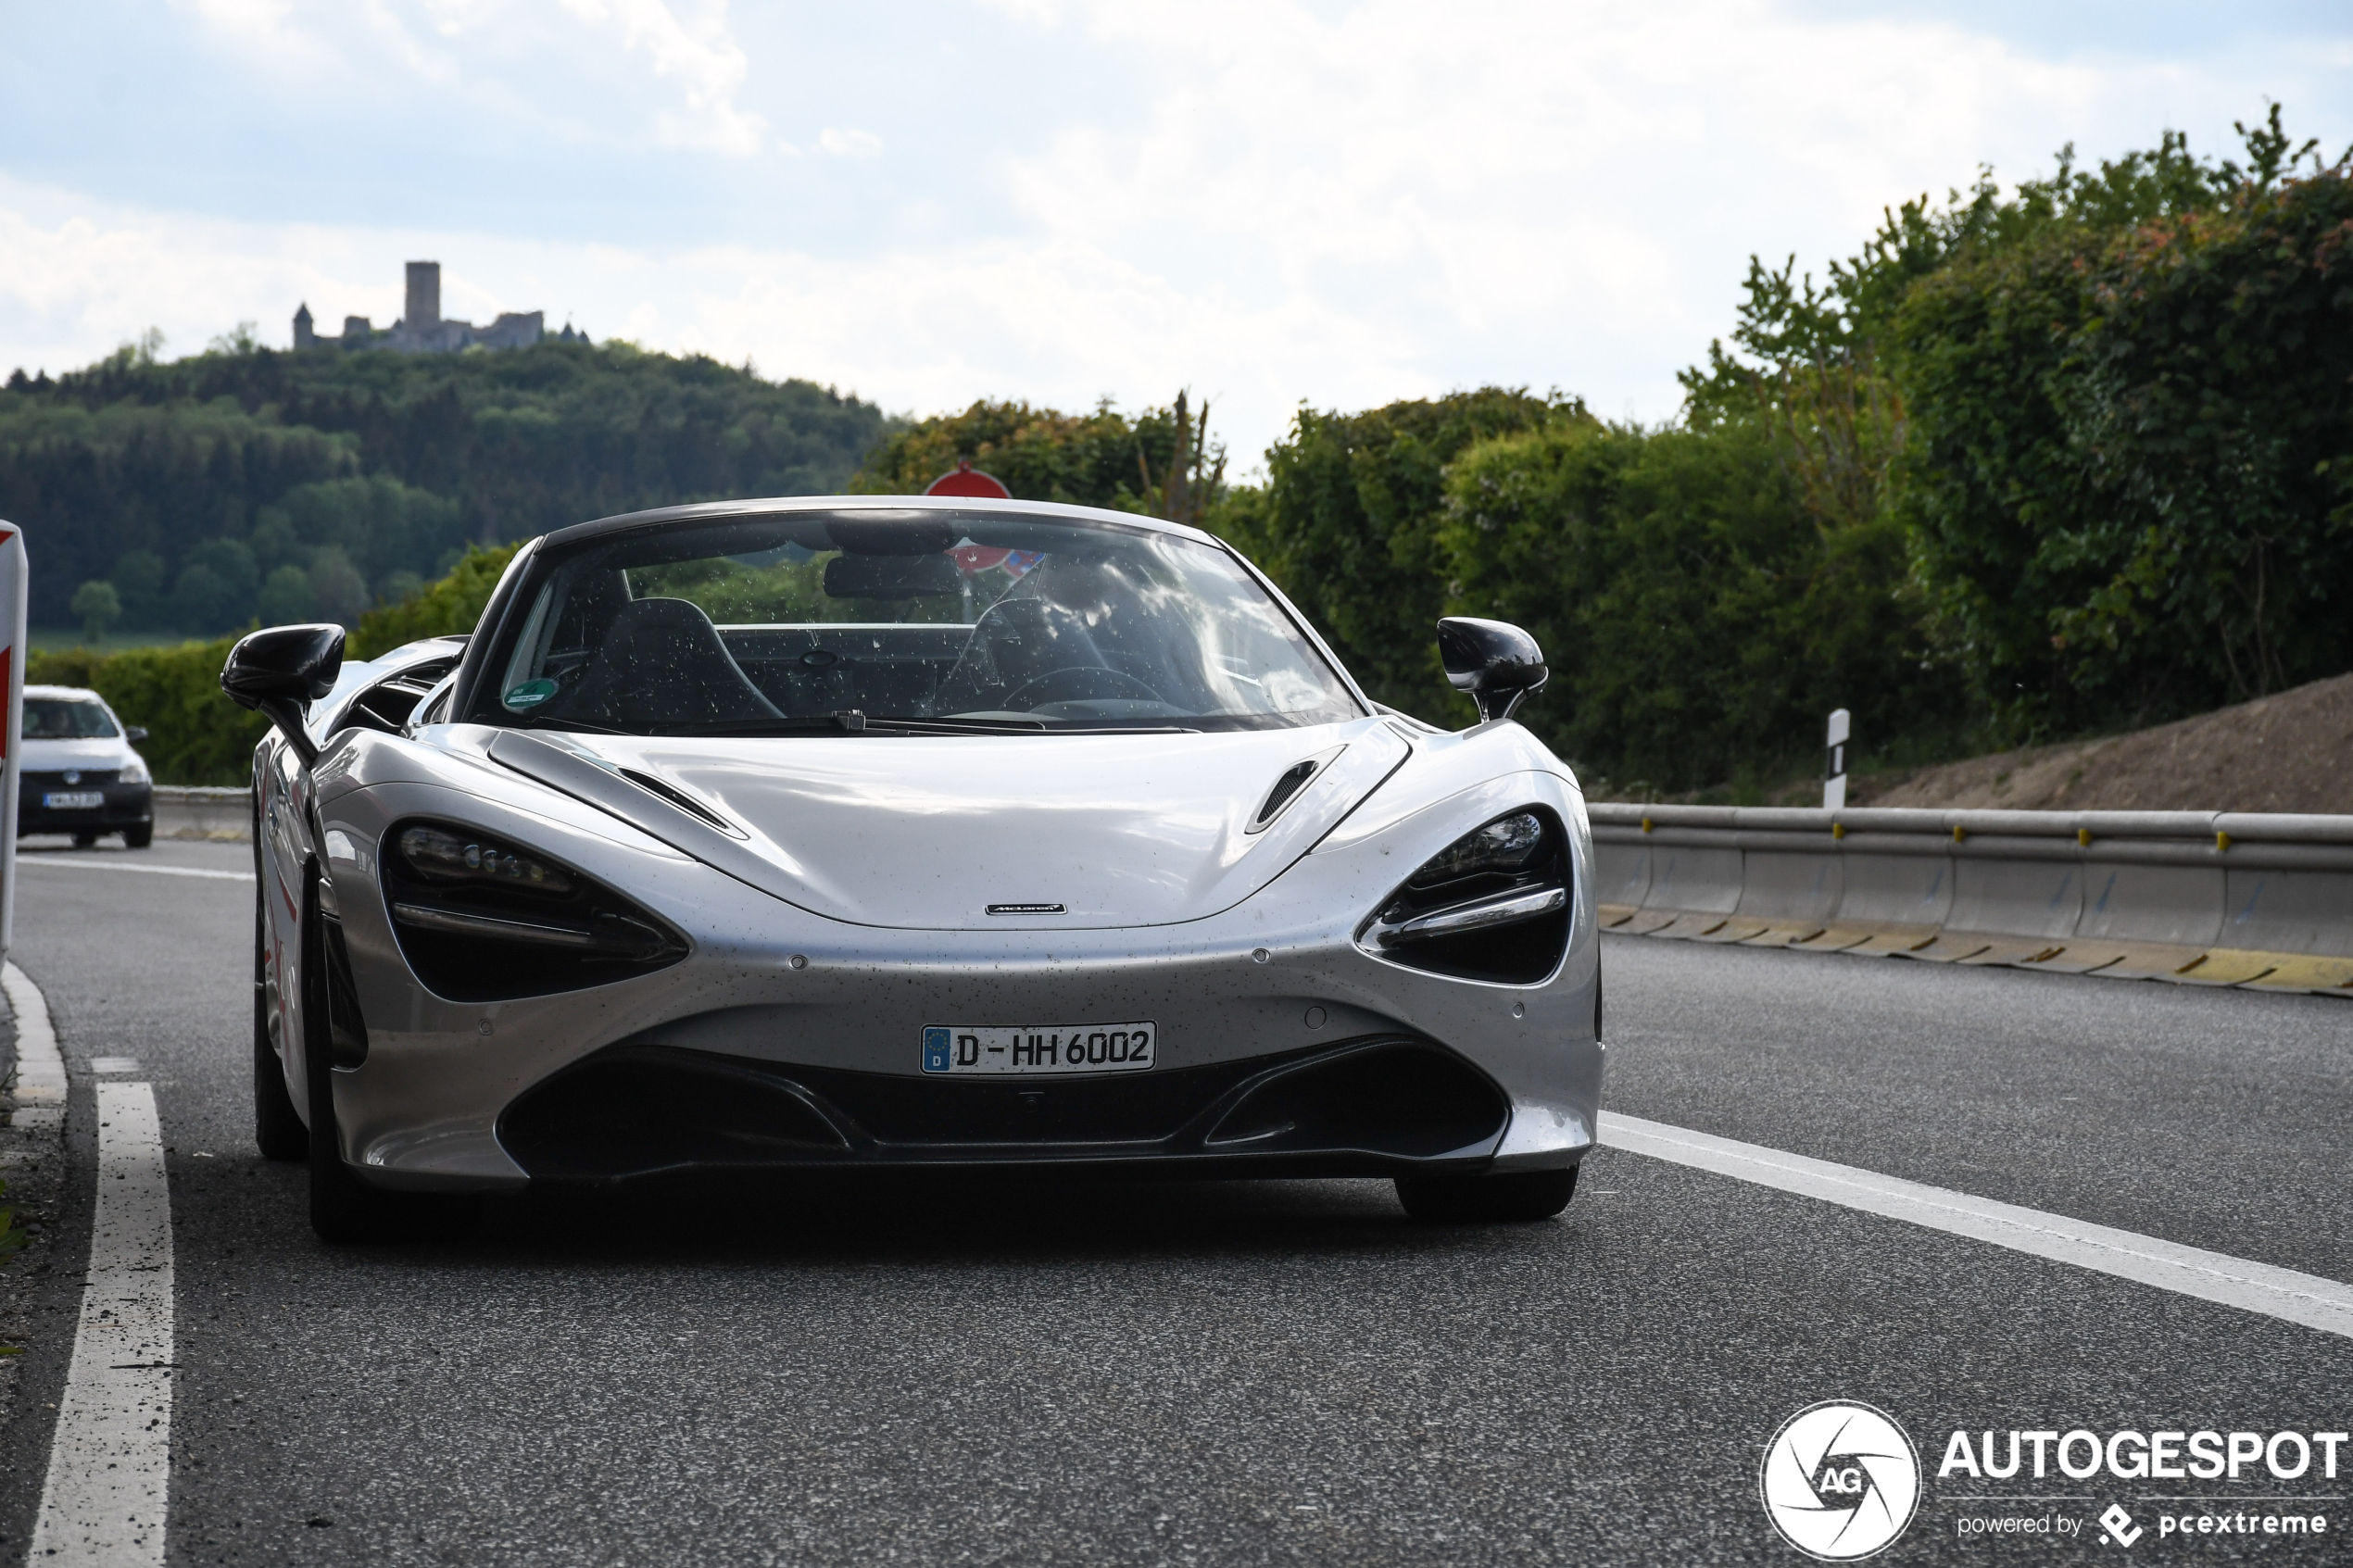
xmin=922 ymin=1027 xmax=953 ymax=1073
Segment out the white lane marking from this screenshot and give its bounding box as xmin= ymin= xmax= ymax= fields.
xmin=1605 ymin=1112 xmax=2353 ymax=1340
xmin=18 ymin=858 xmax=252 ymax=883
xmin=3 ymin=960 xmax=67 ymax=1105
xmin=31 ymin=1080 xmax=176 ymax=1566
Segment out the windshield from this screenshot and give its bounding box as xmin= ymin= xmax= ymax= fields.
xmin=23 ymin=697 xmax=120 ymax=740
xmin=483 ymin=510 xmax=1363 ymax=734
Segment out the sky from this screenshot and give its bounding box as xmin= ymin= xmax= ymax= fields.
xmin=2 ymin=0 xmax=2347 ymax=469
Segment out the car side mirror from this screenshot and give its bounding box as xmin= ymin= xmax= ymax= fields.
xmin=124 ymin=726 xmax=149 ymax=745
xmin=222 ymin=623 xmax=346 ymax=767
xmin=1438 ymin=616 xmax=1547 ymax=725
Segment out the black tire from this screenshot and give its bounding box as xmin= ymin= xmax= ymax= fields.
xmin=1396 ymin=1165 xmax=1578 ymax=1223
xmin=72 ymin=831 xmax=99 ymax=848
xmin=124 ymin=822 xmax=154 ymax=849
xmin=254 ymin=888 xmax=308 ymax=1160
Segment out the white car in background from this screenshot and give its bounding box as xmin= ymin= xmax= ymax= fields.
xmin=17 ymin=684 xmax=155 ymax=847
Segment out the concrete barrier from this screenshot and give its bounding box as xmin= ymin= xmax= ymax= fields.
xmin=1591 ymin=804 xmax=2353 ymax=997
xmin=154 ymin=785 xmax=251 ymax=841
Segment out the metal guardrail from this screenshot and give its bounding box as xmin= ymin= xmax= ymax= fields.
xmin=1589 ymin=804 xmax=2353 ymax=996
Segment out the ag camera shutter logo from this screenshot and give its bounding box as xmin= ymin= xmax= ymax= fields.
xmin=1760 ymin=1401 xmax=1921 ymax=1560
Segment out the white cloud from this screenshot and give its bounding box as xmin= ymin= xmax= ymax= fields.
xmin=556 ymin=0 xmax=766 ymax=155
xmin=19 ymin=1 xmax=2353 ymax=464
xmin=817 ymin=128 xmax=885 ymax=159
xmin=175 ymin=0 xmax=767 ymax=157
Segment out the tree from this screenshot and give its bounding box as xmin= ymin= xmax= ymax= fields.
xmin=171 ymin=539 xmax=258 ymax=633
xmin=257 ymin=565 xmax=317 ymax=626
xmin=1894 ymin=113 xmax=2352 ymax=732
xmin=1222 ymin=389 xmax=1579 ymax=719
xmin=1133 ymin=390 xmax=1227 ymax=529
xmin=108 ymin=552 xmax=168 ymax=629
xmin=850 ymin=397 xmax=1201 ymax=512
xmin=1438 ymin=419 xmax=1937 ymax=791
xmin=69 ymin=579 xmax=121 ymax=644
xmin=307 ymin=546 xmax=371 ymax=626
xmin=1 ymin=338 xmax=893 ymax=630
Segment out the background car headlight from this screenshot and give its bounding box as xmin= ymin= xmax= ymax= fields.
xmin=119 ymin=753 xmax=151 ymax=784
xmin=1358 ymin=809 xmax=1571 ymax=985
xmin=381 ymin=820 xmax=686 ymax=1002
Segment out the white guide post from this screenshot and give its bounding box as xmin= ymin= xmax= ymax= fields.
xmin=0 ymin=521 xmax=26 ymax=963
xmin=1822 ymin=708 xmax=1850 ymax=812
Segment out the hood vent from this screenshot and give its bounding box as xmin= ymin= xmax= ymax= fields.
xmin=616 ymin=767 xmax=745 ymax=838
xmin=1248 ymin=746 xmax=1346 ymax=834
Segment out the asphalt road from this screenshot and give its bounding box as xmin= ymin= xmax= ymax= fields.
xmin=2 ymin=836 xmax=2349 ymax=1566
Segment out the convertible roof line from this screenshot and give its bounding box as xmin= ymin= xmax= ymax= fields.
xmin=538 ymin=494 xmax=1224 ymax=554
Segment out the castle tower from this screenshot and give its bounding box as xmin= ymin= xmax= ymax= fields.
xmin=293 ymin=303 xmax=316 ymax=350
xmin=405 ymin=261 xmax=441 ymax=330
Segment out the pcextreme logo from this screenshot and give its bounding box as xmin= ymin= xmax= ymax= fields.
xmin=1760 ymin=1401 xmax=1923 ymax=1561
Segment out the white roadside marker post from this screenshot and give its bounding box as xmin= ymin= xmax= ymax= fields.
xmin=0 ymin=520 xmax=25 ymax=963
xmin=1822 ymin=708 xmax=1850 ymax=812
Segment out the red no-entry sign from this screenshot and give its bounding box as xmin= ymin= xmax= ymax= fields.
xmin=925 ymin=459 xmax=1012 ymax=499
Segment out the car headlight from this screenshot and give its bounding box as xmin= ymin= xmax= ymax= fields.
xmin=119 ymin=753 xmax=151 ymax=784
xmin=1357 ymin=809 xmax=1570 ymax=984
xmin=382 ymin=821 xmax=686 ymax=1002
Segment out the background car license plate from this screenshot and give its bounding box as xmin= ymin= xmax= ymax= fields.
xmin=922 ymin=1022 xmax=1155 ymax=1075
xmin=44 ymin=791 xmax=105 ymax=809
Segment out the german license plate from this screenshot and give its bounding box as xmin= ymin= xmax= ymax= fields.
xmin=44 ymin=791 xmax=105 ymax=809
xmin=921 ymin=1022 xmax=1156 ymax=1075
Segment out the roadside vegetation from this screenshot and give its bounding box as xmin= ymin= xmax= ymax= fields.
xmin=14 ymin=112 xmax=2347 ymax=796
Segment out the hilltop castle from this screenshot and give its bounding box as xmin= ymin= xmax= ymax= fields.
xmin=294 ymin=261 xmax=583 ymax=353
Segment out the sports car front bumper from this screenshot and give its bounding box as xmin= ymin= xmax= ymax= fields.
xmin=311 ymin=761 xmax=1603 ymax=1192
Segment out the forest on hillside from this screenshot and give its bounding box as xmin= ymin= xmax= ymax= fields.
xmin=0 ymin=337 xmax=892 ymax=633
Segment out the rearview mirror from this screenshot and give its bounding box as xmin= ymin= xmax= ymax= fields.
xmin=1437 ymin=617 xmax=1547 ymax=725
xmin=221 ymin=622 xmax=346 ymax=766
xmin=124 ymin=726 xmax=149 ymax=745
xmin=824 ymin=552 xmax=961 ymax=599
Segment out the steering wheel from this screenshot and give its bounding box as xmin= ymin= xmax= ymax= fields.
xmin=1001 ymin=666 xmax=1167 ymax=712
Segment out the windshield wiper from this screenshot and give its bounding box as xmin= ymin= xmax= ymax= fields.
xmin=863 ymin=713 xmax=1047 ymax=734
xmin=871 ymin=714 xmax=1199 ymax=734
xmin=638 ymin=711 xmax=1195 ymax=738
xmin=644 ymin=714 xmax=875 ymax=736
xmin=502 ymin=714 xmax=630 ymax=735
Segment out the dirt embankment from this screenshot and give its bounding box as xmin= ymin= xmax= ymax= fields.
xmin=1847 ymin=671 xmax=2353 ymax=814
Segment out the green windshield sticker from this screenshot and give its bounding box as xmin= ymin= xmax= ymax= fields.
xmin=503 ymin=679 xmax=559 ymax=710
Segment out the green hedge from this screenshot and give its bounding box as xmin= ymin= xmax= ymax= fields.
xmin=27 ymin=635 xmax=265 ymax=785
xmin=23 ymin=544 xmax=521 ymax=784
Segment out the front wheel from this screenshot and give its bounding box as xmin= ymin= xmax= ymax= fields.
xmin=123 ymin=822 xmax=154 ymax=849
xmin=1396 ymin=1165 xmax=1577 ymax=1223
xmin=254 ymin=885 xmax=308 ymax=1160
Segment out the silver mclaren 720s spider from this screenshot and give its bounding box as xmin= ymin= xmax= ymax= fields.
xmin=227 ymin=495 xmax=1604 ymax=1241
